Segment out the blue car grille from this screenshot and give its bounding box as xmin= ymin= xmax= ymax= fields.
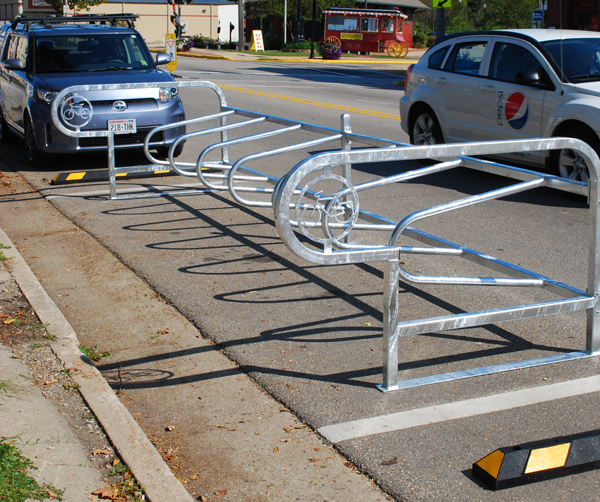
xmin=89 ymin=98 xmax=157 ymax=107
xmin=78 ymin=127 xmax=164 ymax=148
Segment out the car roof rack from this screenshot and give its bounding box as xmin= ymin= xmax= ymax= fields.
xmin=11 ymin=13 xmax=139 ymax=31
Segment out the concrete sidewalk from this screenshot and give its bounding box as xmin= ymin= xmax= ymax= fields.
xmin=0 ymin=228 xmax=195 ymax=502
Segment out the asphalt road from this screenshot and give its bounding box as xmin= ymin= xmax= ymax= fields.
xmin=4 ymin=57 xmax=600 ymax=501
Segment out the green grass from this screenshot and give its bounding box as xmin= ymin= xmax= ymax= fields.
xmin=0 ymin=441 xmax=63 ymax=501
xmin=78 ymin=343 xmax=110 ymax=362
xmin=0 ymin=243 xmax=10 ymax=262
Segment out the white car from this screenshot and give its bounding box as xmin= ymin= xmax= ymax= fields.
xmin=400 ymin=29 xmax=600 ymax=182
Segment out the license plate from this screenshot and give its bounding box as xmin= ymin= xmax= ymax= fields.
xmin=108 ymin=119 xmax=136 ymax=134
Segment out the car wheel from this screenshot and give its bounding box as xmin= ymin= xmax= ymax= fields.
xmin=0 ymin=111 xmax=14 ymax=144
xmin=24 ymin=117 xmax=45 ymax=167
xmin=548 ymin=126 xmax=600 ymax=183
xmin=410 ymin=108 xmax=443 ymax=145
xmin=156 ymin=143 xmax=183 ymax=159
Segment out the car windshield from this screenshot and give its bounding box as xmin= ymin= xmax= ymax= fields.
xmin=35 ymin=33 xmax=152 ymax=73
xmin=542 ymin=38 xmax=600 ymax=82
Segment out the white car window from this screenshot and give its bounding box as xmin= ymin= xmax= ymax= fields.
xmin=445 ymin=42 xmax=487 ymax=75
xmin=427 ymin=46 xmax=450 ymax=70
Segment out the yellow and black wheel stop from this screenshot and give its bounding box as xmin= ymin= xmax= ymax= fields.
xmin=473 ymin=434 xmax=600 ymax=490
xmin=51 ymin=169 xmax=175 ymax=185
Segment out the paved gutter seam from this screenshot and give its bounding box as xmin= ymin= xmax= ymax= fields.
xmin=0 ymin=228 xmax=195 ymax=502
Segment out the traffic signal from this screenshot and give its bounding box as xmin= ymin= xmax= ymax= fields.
xmin=173 ymin=0 xmax=193 ymax=4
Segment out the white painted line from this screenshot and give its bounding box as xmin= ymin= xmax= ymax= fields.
xmin=318 ymin=375 xmax=600 ymax=444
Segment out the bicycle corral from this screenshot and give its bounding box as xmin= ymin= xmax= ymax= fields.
xmin=51 ymin=80 xmax=600 ymax=392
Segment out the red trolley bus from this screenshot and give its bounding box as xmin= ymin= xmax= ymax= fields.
xmin=323 ymin=8 xmax=409 ymax=57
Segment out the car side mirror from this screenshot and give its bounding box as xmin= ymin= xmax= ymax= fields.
xmin=3 ymin=58 xmax=23 ymax=71
xmin=515 ymin=71 xmax=540 ymax=85
xmin=155 ymin=53 xmax=171 ymax=65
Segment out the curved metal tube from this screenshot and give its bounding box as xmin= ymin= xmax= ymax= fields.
xmin=143 ymin=110 xmax=237 ymax=168
xmin=163 ymin=116 xmax=267 ymax=177
xmin=226 ymin=134 xmax=343 ymax=208
xmin=195 ymin=124 xmax=303 ymax=190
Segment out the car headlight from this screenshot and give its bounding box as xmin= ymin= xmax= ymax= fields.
xmin=159 ymin=87 xmax=178 ymax=103
xmin=36 ymin=89 xmax=57 ymax=104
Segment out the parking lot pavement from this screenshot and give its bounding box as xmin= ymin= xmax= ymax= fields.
xmin=0 ymin=168 xmax=392 ymax=502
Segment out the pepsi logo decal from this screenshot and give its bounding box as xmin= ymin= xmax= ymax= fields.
xmin=504 ymin=92 xmax=528 ymax=130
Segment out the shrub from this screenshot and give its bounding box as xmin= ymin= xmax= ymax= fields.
xmin=282 ymin=41 xmax=312 ymax=51
xmin=318 ymin=41 xmax=341 ymax=60
xmin=176 ymin=37 xmax=194 ymax=51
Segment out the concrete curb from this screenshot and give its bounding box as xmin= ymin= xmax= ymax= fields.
xmin=0 ymin=228 xmax=195 ymax=502
xmin=149 ymin=47 xmax=420 ymax=64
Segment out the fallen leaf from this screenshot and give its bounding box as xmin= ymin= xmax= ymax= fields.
xmin=314 ymin=448 xmax=321 ymax=451
xmin=280 ymin=438 xmax=292 ymax=443
xmin=273 ymin=446 xmax=279 ymax=453
xmin=44 ymin=379 xmax=58 ymax=386
xmin=189 ymin=474 xmax=199 ymax=480
xmin=112 ymin=458 xmax=120 ymax=466
xmin=44 ymin=487 xmax=58 ymax=498
xmin=380 ymin=456 xmax=399 ymax=466
xmin=283 ymin=426 xmax=293 ymax=433
xmin=92 ymin=485 xmax=119 ymax=499
xmin=123 ymin=472 xmax=130 ymax=480
xmin=87 ymin=496 xmax=99 ymax=501
xmin=294 ymin=425 xmax=307 ymax=429
xmin=166 ymin=426 xmax=175 ymax=431
xmin=3 ymin=318 xmax=16 ymax=325
xmin=198 ymin=496 xmax=208 ymax=502
xmin=91 ymin=449 xmax=109 ymax=456
xmin=343 ymin=461 xmax=353 ymax=468
xmin=216 ymin=489 xmax=227 ymax=496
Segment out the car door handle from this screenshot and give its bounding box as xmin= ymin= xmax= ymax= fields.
xmin=434 ymin=77 xmax=448 ymax=84
xmin=481 ymin=85 xmax=496 ymax=92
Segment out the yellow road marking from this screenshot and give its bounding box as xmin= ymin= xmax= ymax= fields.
xmin=213 ymin=83 xmax=400 ymax=121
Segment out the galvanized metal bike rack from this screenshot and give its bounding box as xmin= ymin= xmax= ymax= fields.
xmin=51 ymin=82 xmax=600 ymax=392
xmin=273 ymin=138 xmax=599 ymax=391
xmin=51 ymin=81 xmax=398 ymax=201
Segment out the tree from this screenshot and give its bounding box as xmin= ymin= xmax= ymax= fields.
xmin=249 ymin=0 xmax=355 ymax=42
xmin=415 ymin=0 xmax=538 ymax=34
xmin=43 ymin=0 xmax=105 ymax=15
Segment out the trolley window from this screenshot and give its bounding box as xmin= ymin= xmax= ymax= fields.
xmin=327 ymin=16 xmax=358 ymax=31
xmin=380 ymin=18 xmax=394 ymax=33
xmin=360 ymin=18 xmax=378 ymax=32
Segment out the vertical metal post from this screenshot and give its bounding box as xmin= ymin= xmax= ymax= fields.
xmin=220 ymin=105 xmax=229 ymax=163
xmin=341 ymin=113 xmax=353 ymax=243
xmin=378 ymin=257 xmax=400 ymax=392
xmin=108 ymin=134 xmax=117 ymax=200
xmin=587 ymin=159 xmax=600 ymax=353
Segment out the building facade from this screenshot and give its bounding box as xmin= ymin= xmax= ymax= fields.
xmin=546 ymin=0 xmax=599 ymax=31
xmin=0 ymin=0 xmax=239 ymax=44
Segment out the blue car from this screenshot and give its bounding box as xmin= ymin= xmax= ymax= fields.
xmin=0 ymin=14 xmax=185 ymax=166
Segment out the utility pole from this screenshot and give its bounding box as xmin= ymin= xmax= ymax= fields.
xmin=297 ymin=0 xmax=304 ymax=42
xmin=309 ymin=0 xmax=316 ymax=58
xmin=237 ymin=0 xmax=244 ymax=50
